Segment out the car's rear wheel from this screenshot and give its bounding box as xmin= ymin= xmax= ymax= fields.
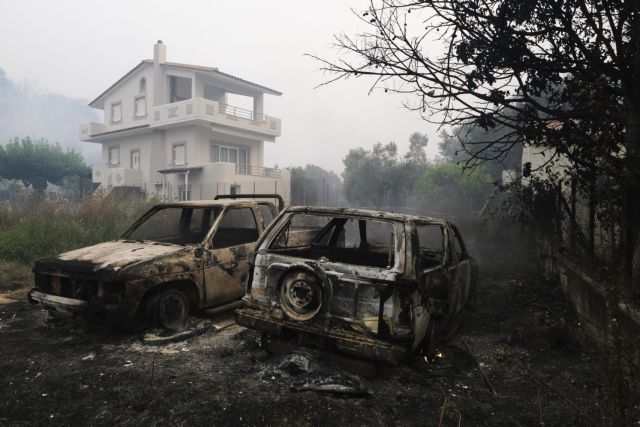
xmin=148 ymin=289 xmax=189 ymax=331
xmin=279 ymin=270 xmax=323 ymax=321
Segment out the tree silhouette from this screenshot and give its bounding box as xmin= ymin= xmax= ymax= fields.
xmin=312 ymin=0 xmax=639 ymax=278
xmin=0 ymin=137 xmax=90 ymax=191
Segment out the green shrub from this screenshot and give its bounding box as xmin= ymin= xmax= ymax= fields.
xmin=0 ymin=219 xmax=94 ymax=262
xmin=0 ymin=196 xmax=155 ymax=264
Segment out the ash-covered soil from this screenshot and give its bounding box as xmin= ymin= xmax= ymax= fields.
xmin=0 ymin=276 xmax=615 ymax=426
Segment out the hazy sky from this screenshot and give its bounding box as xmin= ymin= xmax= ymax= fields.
xmin=0 ymin=0 xmax=442 ymax=174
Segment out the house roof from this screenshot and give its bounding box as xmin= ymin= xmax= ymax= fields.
xmin=89 ymin=59 xmax=282 ymax=108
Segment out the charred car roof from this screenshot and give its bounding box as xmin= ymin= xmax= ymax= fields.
xmin=284 ymin=206 xmax=448 ymax=224
xmin=154 ymin=199 xmax=266 ymax=208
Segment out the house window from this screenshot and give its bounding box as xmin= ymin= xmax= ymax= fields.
xmin=173 ymin=144 xmax=186 ymax=166
xmin=211 ymin=143 xmax=248 ymax=173
xmin=139 ymin=78 xmax=146 ymax=93
xmin=238 ymin=149 xmax=247 ymax=173
xmin=111 ymin=102 xmax=122 ymax=123
xmin=169 ymin=76 xmax=192 ymax=103
xmin=108 ymin=146 xmax=120 ymax=166
xmin=130 ymin=150 xmax=140 ymax=170
xmin=134 ymin=96 xmax=146 ymax=117
xmin=230 ymin=184 xmax=240 ymax=195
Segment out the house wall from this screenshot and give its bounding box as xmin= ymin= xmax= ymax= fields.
xmin=102 ymin=65 xmax=153 ymax=132
xmin=101 ymin=133 xmax=156 ymax=184
xmin=163 ymin=127 xmax=197 ymax=167
xmin=148 ymin=131 xmax=167 ymax=185
xmin=521 ymin=144 xmax=572 ymax=184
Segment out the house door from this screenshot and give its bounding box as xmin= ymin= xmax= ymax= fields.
xmin=131 ymin=150 xmax=140 ymax=170
xmin=203 ymin=207 xmax=259 ymax=306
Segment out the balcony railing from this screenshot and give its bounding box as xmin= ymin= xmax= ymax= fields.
xmin=235 ymin=163 xmax=282 ymax=178
xmin=220 ymin=103 xmax=265 ymax=122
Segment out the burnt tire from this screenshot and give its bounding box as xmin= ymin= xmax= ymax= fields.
xmin=278 ymin=270 xmax=323 ymax=321
xmin=148 ymin=289 xmax=189 ymax=331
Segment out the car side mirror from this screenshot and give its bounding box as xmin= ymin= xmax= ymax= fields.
xmin=194 ymin=247 xmax=204 ymax=258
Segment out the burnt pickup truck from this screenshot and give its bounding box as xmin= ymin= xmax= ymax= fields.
xmin=29 ymin=195 xmax=283 ymax=330
xmin=236 ymin=207 xmax=477 ymax=363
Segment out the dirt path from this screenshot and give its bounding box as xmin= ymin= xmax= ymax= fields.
xmin=0 ymin=276 xmax=614 ymax=426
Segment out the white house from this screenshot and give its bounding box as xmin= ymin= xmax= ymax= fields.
xmin=80 ymin=41 xmax=290 ymax=203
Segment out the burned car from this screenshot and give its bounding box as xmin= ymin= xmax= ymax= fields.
xmin=29 ymin=195 xmax=282 ymax=330
xmin=236 ymin=207 xmax=477 ymax=363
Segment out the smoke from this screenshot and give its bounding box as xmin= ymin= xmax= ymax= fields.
xmin=0 ymin=68 xmax=101 ymax=164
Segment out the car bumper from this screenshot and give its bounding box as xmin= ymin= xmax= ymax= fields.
xmin=28 ymin=289 xmax=129 ymax=318
xmin=236 ymin=307 xmax=408 ymax=364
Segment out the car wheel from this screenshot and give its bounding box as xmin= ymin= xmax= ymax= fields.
xmin=279 ymin=270 xmax=323 ymax=321
xmin=148 ymin=289 xmax=189 ymax=331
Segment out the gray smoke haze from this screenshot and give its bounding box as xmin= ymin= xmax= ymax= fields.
xmin=0 ymin=69 xmax=101 ymax=164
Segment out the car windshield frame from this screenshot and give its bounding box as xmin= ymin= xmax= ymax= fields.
xmin=121 ymin=205 xmax=222 ymax=246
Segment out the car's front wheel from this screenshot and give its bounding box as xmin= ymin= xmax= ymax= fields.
xmin=147 ymin=289 xmax=189 ymax=331
xmin=279 ymin=270 xmax=324 ymax=321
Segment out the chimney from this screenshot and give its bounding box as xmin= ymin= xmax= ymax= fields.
xmin=154 ymin=40 xmax=166 ymax=64
xmin=152 ymin=41 xmax=166 ymax=107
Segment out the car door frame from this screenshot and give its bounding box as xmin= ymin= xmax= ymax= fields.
xmin=447 ymin=223 xmax=472 ymax=315
xmin=201 ymin=205 xmax=261 ymax=307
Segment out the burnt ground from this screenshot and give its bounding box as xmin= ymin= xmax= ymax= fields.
xmin=0 ymin=276 xmax=619 ymax=426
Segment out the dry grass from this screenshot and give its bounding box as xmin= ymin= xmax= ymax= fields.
xmin=0 ymin=260 xmax=33 ymax=300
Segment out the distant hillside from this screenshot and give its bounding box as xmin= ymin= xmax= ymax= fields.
xmin=0 ymin=68 xmax=100 ymax=164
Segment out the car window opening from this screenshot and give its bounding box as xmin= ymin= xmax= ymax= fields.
xmin=416 ymin=223 xmax=446 ymax=269
xmin=271 ymin=214 xmax=396 ymax=269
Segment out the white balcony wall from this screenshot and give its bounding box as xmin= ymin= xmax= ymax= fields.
xmin=92 ymin=166 xmax=143 ymax=187
xmin=79 ymin=122 xmax=106 ymax=139
xmin=150 ymin=98 xmax=281 ymax=139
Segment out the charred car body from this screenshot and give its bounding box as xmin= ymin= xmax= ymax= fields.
xmin=236 ymin=207 xmax=477 ymax=363
xmin=29 ymin=195 xmax=281 ymax=330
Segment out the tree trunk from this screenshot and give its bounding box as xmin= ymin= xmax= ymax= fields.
xmin=622 ymin=9 xmax=640 ymax=286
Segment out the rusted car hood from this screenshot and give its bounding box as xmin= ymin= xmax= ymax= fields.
xmin=35 ymin=240 xmax=187 ymax=274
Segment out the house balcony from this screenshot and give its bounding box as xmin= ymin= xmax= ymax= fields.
xmin=80 ymin=98 xmax=281 ymax=142
xmin=79 ymin=122 xmax=107 ymax=140
xmin=150 ymin=98 xmax=281 ymax=141
xmin=92 ymin=165 xmax=144 ymax=187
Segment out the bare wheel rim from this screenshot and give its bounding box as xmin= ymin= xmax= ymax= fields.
xmin=155 ymin=291 xmax=188 ymax=330
xmin=279 ymin=271 xmax=322 ymax=321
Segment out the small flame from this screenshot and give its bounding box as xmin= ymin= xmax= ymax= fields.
xmin=436 ymin=351 xmax=444 ymax=358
